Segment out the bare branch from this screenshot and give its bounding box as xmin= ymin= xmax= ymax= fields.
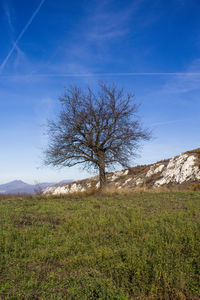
xmin=44 ymin=82 xmax=151 ymax=189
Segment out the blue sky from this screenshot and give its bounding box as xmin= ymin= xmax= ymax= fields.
xmin=0 ymin=0 xmax=200 ymax=184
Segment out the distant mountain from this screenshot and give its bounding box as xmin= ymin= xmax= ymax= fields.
xmin=0 ymin=179 xmax=73 ymax=194
xmin=0 ymin=180 xmax=31 ymax=194
xmin=58 ymin=180 xmax=73 ymax=184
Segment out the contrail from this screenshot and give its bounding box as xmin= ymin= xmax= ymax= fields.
xmin=150 ymin=119 xmax=192 ymax=127
xmin=0 ymin=0 xmax=45 ymax=74
xmin=1 ymin=72 xmax=200 ymax=78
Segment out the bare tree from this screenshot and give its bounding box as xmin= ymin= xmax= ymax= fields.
xmin=44 ymin=82 xmax=151 ymax=190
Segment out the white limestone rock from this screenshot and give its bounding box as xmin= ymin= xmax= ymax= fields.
xmin=135 ymin=178 xmax=144 ymax=186
xmin=70 ymin=183 xmax=86 ymax=193
xmin=124 ymin=178 xmax=132 ymax=185
xmin=96 ymin=182 xmax=100 ymax=189
xmin=110 ymin=169 xmax=129 ymax=181
xmin=155 ymin=154 xmax=200 ymax=186
xmin=146 ymin=164 xmax=165 ymax=177
xmin=110 ymin=174 xmax=118 ymax=181
xmin=123 ymin=170 xmax=129 ymax=176
xmin=43 ymin=182 xmax=86 ymax=195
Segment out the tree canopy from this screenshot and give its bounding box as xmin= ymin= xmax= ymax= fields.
xmin=44 ymin=82 xmax=151 ymax=189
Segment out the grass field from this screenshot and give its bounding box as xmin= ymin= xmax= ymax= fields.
xmin=0 ymin=192 xmax=200 ymax=299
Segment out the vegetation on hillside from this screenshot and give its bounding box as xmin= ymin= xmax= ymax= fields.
xmin=0 ymin=192 xmax=200 ymax=299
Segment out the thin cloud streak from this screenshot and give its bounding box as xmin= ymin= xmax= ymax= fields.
xmin=0 ymin=0 xmax=45 ymax=74
xmin=159 ymin=59 xmax=200 ymax=94
xmin=3 ymin=1 xmax=27 ymax=72
xmin=1 ymin=72 xmax=200 ymax=78
xmin=3 ymin=0 xmax=14 ymax=34
xmin=150 ymin=119 xmax=193 ymax=127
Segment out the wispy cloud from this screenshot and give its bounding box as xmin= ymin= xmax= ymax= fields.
xmin=3 ymin=0 xmax=15 ymax=34
xmin=0 ymin=0 xmax=46 ymax=74
xmin=13 ymin=44 xmax=27 ymax=70
xmin=150 ymin=119 xmax=193 ymax=127
xmin=1 ymin=72 xmax=200 ymax=79
xmin=47 ymin=0 xmax=145 ymax=76
xmin=0 ymin=0 xmax=152 ymax=80
xmin=85 ymin=1 xmax=133 ymax=41
xmin=160 ymin=59 xmax=200 ymax=94
xmin=2 ymin=0 xmax=196 ymax=82
xmin=2 ymin=0 xmax=26 ymax=73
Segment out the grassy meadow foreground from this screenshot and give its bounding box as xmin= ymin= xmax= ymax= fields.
xmin=0 ymin=192 xmax=200 ymax=299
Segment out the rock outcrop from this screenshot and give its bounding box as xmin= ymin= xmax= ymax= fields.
xmin=43 ymin=149 xmax=200 ymax=195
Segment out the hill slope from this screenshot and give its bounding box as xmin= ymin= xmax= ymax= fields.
xmin=44 ymin=149 xmax=200 ymax=194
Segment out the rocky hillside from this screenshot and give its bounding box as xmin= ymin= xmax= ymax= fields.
xmin=43 ymin=149 xmax=200 ymax=195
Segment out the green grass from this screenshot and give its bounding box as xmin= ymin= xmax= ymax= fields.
xmin=0 ymin=192 xmax=200 ymax=299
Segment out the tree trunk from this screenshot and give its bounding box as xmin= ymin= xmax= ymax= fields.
xmin=98 ymin=151 xmax=106 ymax=190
